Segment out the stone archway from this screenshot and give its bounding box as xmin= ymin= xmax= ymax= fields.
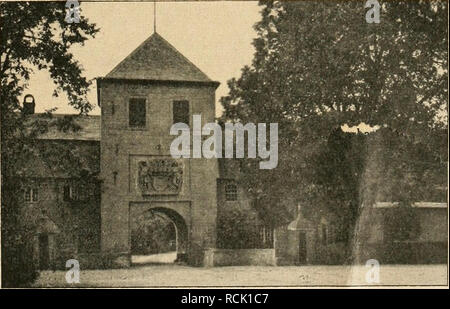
xmin=130 ymin=205 xmax=189 ymax=264
xmin=150 ymin=207 xmax=188 ymax=262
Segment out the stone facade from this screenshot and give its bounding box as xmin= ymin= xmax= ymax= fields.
xmin=15 ymin=137 xmax=101 ymax=269
xmin=98 ymin=84 xmax=219 ymax=264
xmin=97 ymin=33 xmax=221 ymax=266
xmin=274 ymin=206 xmax=339 ymax=266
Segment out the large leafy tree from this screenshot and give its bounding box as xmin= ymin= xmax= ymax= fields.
xmin=1 ymin=1 xmax=99 ymax=175
xmin=1 ymin=1 xmax=99 ymax=287
xmin=220 ymin=0 xmax=447 ymax=237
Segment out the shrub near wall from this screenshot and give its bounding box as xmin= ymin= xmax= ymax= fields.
xmin=217 ymin=208 xmax=262 ymax=249
xmin=55 ymin=252 xmax=122 ymax=270
xmin=361 ymin=242 xmax=448 ymax=264
xmin=1 ymin=179 xmax=40 ymax=287
xmin=1 ymin=234 xmax=39 ymax=287
xmin=204 ymin=248 xmax=276 ymax=267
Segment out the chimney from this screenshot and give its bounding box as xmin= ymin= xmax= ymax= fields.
xmin=22 ymin=94 xmax=35 ymax=115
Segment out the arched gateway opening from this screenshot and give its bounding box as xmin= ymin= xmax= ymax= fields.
xmin=130 ymin=207 xmax=188 ymax=265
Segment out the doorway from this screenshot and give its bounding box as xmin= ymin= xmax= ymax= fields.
xmin=298 ymin=232 xmax=307 ymax=264
xmin=38 ymin=234 xmax=50 ymax=270
xmin=130 ymin=207 xmax=188 ymax=265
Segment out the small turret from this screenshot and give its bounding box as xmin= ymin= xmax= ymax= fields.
xmin=22 ymin=94 xmax=36 ymax=115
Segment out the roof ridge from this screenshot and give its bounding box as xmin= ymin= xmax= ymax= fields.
xmin=106 ymin=34 xmax=157 ymax=78
xmin=32 ymin=113 xmax=100 ymax=117
xmin=104 ymin=32 xmax=214 ymax=82
xmin=153 ymin=33 xmax=212 ymax=81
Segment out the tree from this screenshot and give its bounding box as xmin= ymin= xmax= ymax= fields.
xmin=312 ymin=128 xmax=367 ymax=242
xmin=217 ymin=208 xmax=262 ymax=249
xmin=220 ymin=1 xmax=447 ymax=241
xmin=1 ymin=2 xmax=99 ymax=287
xmin=131 ymin=213 xmax=176 ymax=255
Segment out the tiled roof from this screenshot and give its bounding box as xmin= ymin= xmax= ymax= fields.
xmin=17 ymin=114 xmax=101 ymax=178
xmin=29 ymin=114 xmax=100 ymax=141
xmin=374 ymin=202 xmax=447 ymax=209
xmin=287 ymin=212 xmax=315 ymax=231
xmin=105 ymin=32 xmax=213 ymax=82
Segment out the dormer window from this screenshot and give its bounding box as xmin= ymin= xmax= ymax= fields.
xmin=64 ymin=185 xmax=86 ymax=201
xmin=24 ymin=187 xmax=38 ymax=203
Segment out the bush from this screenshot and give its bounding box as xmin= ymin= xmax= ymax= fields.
xmin=1 ymin=179 xmax=40 ymax=287
xmin=1 ymin=231 xmax=39 ymax=287
xmin=217 ymin=208 xmax=262 ymax=249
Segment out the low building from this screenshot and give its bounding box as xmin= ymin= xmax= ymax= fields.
xmin=356 ymin=202 xmax=447 ymax=264
xmin=275 ymin=200 xmax=448 ymax=266
xmin=16 ymin=109 xmax=101 ymax=269
xmin=275 ymin=205 xmax=346 ymax=266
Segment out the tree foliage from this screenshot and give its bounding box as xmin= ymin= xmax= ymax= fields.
xmin=220 ymin=0 xmax=447 ymax=233
xmin=1 ymin=2 xmax=99 ymax=287
xmin=217 ymin=208 xmax=265 ymax=249
xmin=131 ymin=213 xmax=176 ymax=255
xmin=1 ymin=1 xmax=98 ymax=112
xmin=383 ymin=201 xmax=420 ymax=243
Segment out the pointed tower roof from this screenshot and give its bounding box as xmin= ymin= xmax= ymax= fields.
xmin=105 ymin=32 xmax=214 ymax=83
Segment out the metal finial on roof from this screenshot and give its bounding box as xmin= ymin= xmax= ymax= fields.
xmin=153 ymin=1 xmax=157 ymax=33
xmin=105 ymin=30 xmax=215 ymax=82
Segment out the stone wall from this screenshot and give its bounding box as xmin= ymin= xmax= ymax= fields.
xmin=274 ymin=226 xmax=317 ymax=265
xmin=17 ymin=139 xmax=101 ymax=269
xmin=274 ymin=226 xmax=299 ymax=265
xmin=204 ymin=248 xmax=276 ymax=267
xmin=357 ymin=242 xmax=447 ymax=264
xmin=99 ymin=79 xmax=219 ymax=266
xmin=356 ymin=206 xmax=448 ymax=264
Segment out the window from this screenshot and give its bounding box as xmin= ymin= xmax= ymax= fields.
xmin=129 ymin=98 xmax=146 ymax=128
xmin=321 ymin=224 xmax=328 ymax=245
xmin=24 ymin=187 xmax=38 ymax=202
xmin=64 ymin=185 xmax=83 ymax=201
xmin=225 ymin=183 xmax=238 ymax=201
xmin=63 ymin=185 xmax=69 ymax=201
xmin=64 ymin=185 xmax=75 ymax=201
xmin=173 ymin=100 xmax=190 ymax=125
xmin=328 ymin=225 xmax=335 ymax=244
xmin=258 ymin=226 xmax=274 ymax=248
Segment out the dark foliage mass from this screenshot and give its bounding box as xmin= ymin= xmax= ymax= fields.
xmin=220 ymin=1 xmax=447 ymax=246
xmin=131 ymin=214 xmax=177 ymax=255
xmin=1 ymin=2 xmax=99 ymax=287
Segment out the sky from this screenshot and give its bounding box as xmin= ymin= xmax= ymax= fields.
xmin=24 ymin=1 xmax=262 ymax=116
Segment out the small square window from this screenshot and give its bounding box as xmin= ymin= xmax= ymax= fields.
xmin=173 ymin=100 xmax=190 ymax=125
xmin=129 ymin=98 xmax=146 ymax=128
xmin=225 ymin=183 xmax=238 ymax=201
xmin=32 ymin=188 xmax=38 ymax=202
xmin=63 ymin=185 xmax=70 ymax=201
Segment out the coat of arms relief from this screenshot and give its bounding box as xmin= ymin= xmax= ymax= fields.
xmin=137 ymin=158 xmax=183 ymax=195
